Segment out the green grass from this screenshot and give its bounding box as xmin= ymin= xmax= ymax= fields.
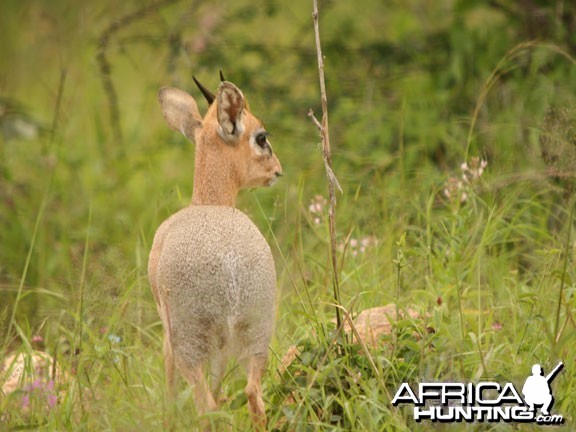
xmin=1 ymin=0 xmax=576 ymax=430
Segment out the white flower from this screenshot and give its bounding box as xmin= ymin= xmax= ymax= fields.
xmin=461 ymin=157 xmax=488 ymax=183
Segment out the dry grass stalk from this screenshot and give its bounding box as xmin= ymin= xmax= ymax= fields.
xmin=308 ymin=0 xmax=344 ymax=339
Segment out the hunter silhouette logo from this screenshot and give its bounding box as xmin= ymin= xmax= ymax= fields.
xmin=522 ymin=362 xmax=563 ymax=416
xmin=392 ymin=362 xmax=565 ymax=425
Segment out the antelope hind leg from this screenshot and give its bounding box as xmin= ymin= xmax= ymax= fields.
xmin=244 ymin=355 xmax=267 ymax=430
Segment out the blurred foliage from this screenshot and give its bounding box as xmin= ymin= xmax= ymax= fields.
xmin=0 ymin=0 xmax=574 ymax=341
xmin=1 ymin=0 xmax=575 ymax=342
xmin=1 ymin=0 xmax=576 ymax=428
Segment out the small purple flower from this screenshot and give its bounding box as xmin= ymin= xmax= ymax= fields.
xmin=20 ymin=378 xmax=58 ymax=410
xmin=21 ymin=393 xmax=30 ymax=409
xmin=31 ymin=335 xmax=44 ymax=344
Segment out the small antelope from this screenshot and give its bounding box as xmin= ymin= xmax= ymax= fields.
xmin=148 ymin=74 xmax=282 ymax=429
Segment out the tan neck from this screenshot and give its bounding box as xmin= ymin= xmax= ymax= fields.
xmin=191 ymin=144 xmax=240 ymax=207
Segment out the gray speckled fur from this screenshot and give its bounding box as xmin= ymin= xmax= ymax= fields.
xmin=149 ymin=205 xmax=276 ymax=370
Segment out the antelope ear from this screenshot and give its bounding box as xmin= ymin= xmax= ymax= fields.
xmin=217 ymin=81 xmax=245 ymax=141
xmin=158 ymin=87 xmax=203 ymax=141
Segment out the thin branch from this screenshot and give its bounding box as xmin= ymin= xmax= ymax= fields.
xmin=308 ymin=109 xmax=322 ymax=131
xmin=309 ymin=0 xmax=344 ymax=343
xmin=308 ymin=109 xmax=343 ymax=194
xmin=96 ymin=0 xmax=180 ymax=151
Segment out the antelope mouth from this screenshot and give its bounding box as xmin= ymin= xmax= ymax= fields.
xmin=268 ymin=172 xmax=283 ymax=186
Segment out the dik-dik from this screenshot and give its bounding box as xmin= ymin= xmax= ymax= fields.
xmin=148 ymin=75 xmax=282 ymax=429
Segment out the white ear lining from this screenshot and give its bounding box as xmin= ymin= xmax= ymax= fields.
xmin=179 ymin=125 xmax=188 ymax=139
xmin=217 ymin=83 xmax=245 ymax=140
xmin=217 ymin=122 xmax=244 ymax=142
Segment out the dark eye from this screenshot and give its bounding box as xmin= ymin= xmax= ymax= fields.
xmin=256 ymin=133 xmax=268 ymax=148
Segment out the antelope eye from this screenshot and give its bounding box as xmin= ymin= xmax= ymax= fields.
xmin=256 ymin=133 xmax=268 ymax=148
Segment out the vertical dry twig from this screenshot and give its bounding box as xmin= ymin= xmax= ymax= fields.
xmin=45 ymin=69 xmax=67 ymax=155
xmin=308 ymin=0 xmax=344 ymax=340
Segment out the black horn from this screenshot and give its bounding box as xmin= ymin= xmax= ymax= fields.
xmin=219 ymin=70 xmax=226 ymax=82
xmin=193 ymin=76 xmax=215 ymax=105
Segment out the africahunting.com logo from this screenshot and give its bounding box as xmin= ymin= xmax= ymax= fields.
xmin=392 ymin=362 xmax=565 ymax=425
